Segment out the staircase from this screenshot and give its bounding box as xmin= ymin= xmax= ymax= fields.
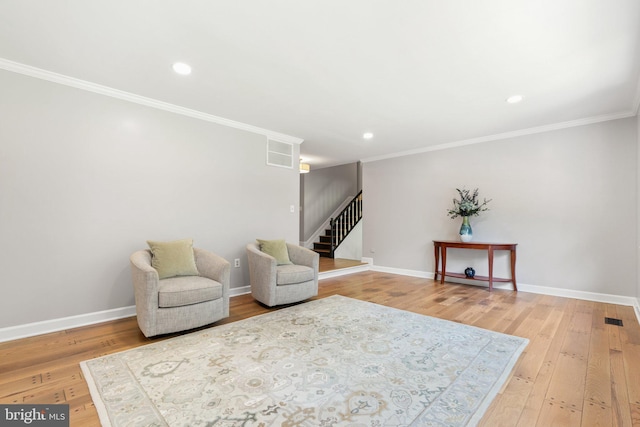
xmin=312 ymin=191 xmax=362 ymax=258
xmin=312 ymin=229 xmax=334 ymax=258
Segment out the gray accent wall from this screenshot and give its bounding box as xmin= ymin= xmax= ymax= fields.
xmin=301 ymin=162 xmax=358 ymax=241
xmin=0 ymin=70 xmax=300 ymax=328
xmin=363 ymin=117 xmax=638 ymax=297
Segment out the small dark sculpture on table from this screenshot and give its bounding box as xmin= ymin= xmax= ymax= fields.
xmin=464 ymin=267 xmax=475 ymax=278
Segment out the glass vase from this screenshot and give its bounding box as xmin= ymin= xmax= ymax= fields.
xmin=459 ymin=216 xmax=472 ymax=242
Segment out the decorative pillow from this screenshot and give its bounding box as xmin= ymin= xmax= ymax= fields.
xmin=257 ymin=239 xmax=292 ymax=265
xmin=147 ymin=238 xmax=199 ymax=279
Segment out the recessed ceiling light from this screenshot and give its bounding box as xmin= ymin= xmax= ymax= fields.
xmin=172 ymin=62 xmax=192 ymax=75
xmin=506 ymin=95 xmax=523 ymax=104
xmin=363 ymin=132 xmax=374 ymax=140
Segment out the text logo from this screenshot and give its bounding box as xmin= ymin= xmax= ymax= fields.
xmin=0 ymin=405 xmax=69 ymax=426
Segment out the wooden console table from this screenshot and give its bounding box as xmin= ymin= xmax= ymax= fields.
xmin=433 ymin=240 xmax=517 ymax=291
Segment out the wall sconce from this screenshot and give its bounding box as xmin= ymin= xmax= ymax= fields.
xmin=299 ymin=162 xmax=310 ymax=174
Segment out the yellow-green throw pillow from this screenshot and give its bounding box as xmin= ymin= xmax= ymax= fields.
xmin=257 ymin=239 xmax=292 ymax=265
xmin=147 ymin=238 xmax=199 ymax=279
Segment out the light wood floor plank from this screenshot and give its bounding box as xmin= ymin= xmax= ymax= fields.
xmin=516 ymin=299 xmax=578 ymax=426
xmin=545 ymin=349 xmax=588 ymax=411
xmin=605 ymin=304 xmax=623 ymax=352
xmin=621 ymin=342 xmax=640 ymax=410
xmin=544 ymin=304 xmax=593 ymax=412
xmin=582 ymin=400 xmax=612 ymax=427
xmin=513 ymin=304 xmax=565 ymax=383
xmin=585 ymin=320 xmax=613 ymax=408
xmin=535 ymin=400 xmax=582 ymax=426
xmin=610 ymin=347 xmax=634 ymax=427
xmin=630 ymin=403 xmax=640 ymax=426
xmin=478 ymin=375 xmax=534 ymax=427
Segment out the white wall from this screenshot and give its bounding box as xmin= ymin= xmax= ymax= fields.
xmin=637 ymin=113 xmax=640 ymax=303
xmin=0 ymin=70 xmax=300 ymax=328
xmin=363 ymin=117 xmax=638 ymax=297
xmin=334 ymin=222 xmax=363 ymax=260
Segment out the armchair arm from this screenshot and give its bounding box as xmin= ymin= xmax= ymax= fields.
xmin=130 ymin=250 xmax=160 ymax=300
xmin=246 ymin=243 xmax=278 ymax=305
xmin=130 ymin=250 xmax=160 ymax=336
xmin=287 ymin=243 xmax=319 ymax=272
xmin=194 ymin=248 xmax=230 ymax=286
xmin=194 ymin=248 xmax=230 ymax=317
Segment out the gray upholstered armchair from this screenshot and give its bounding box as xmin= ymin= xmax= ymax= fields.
xmin=246 ymin=241 xmax=319 ymax=307
xmin=130 ymin=247 xmax=230 ymax=337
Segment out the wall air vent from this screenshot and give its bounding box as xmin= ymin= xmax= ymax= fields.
xmin=266 ymin=139 xmax=293 ymax=169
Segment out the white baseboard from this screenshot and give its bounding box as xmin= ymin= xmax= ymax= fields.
xmin=2 ymin=268 xmax=638 ymax=343
xmin=635 ymin=299 xmax=640 ymax=322
xmin=370 ymin=265 xmax=431 ymax=279
xmin=229 ymin=285 xmax=251 ymax=297
xmin=0 ymin=305 xmax=136 ymax=344
xmin=319 ymin=264 xmax=371 ymax=279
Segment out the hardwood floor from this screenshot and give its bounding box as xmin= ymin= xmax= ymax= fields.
xmin=1 ymin=271 xmax=639 ymax=426
xmin=319 ymin=257 xmax=368 ymax=272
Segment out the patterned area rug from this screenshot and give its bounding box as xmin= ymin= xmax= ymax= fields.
xmin=81 ymin=295 xmax=528 ymax=426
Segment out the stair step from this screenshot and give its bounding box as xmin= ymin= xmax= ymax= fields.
xmin=313 ymin=242 xmax=331 ymax=250
xmin=313 ymin=248 xmax=333 ymax=258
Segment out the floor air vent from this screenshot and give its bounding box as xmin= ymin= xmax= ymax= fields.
xmin=604 ymin=317 xmax=623 ymax=326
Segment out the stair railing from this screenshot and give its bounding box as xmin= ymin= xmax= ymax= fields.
xmin=329 ymin=191 xmax=363 ymax=257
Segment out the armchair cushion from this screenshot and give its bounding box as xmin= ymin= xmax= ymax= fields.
xmin=276 ymin=264 xmax=315 ymax=285
xmin=147 ymin=238 xmax=199 ymax=279
xmin=158 ymin=276 xmax=223 ymax=308
xmin=256 ymin=239 xmax=292 ymax=265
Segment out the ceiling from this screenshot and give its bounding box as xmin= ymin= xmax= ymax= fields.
xmin=1 ymin=1 xmax=639 ymax=169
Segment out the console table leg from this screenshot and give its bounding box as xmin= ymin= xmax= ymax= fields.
xmin=441 ymin=247 xmax=447 ymax=285
xmin=488 ymin=248 xmax=494 ymax=291
xmin=511 ymin=249 xmax=518 ymax=291
xmin=434 ymin=244 xmax=440 ymax=281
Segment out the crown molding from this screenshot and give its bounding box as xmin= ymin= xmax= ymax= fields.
xmin=0 ymin=57 xmax=304 ymax=145
xmin=361 ymin=110 xmax=636 ymax=164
